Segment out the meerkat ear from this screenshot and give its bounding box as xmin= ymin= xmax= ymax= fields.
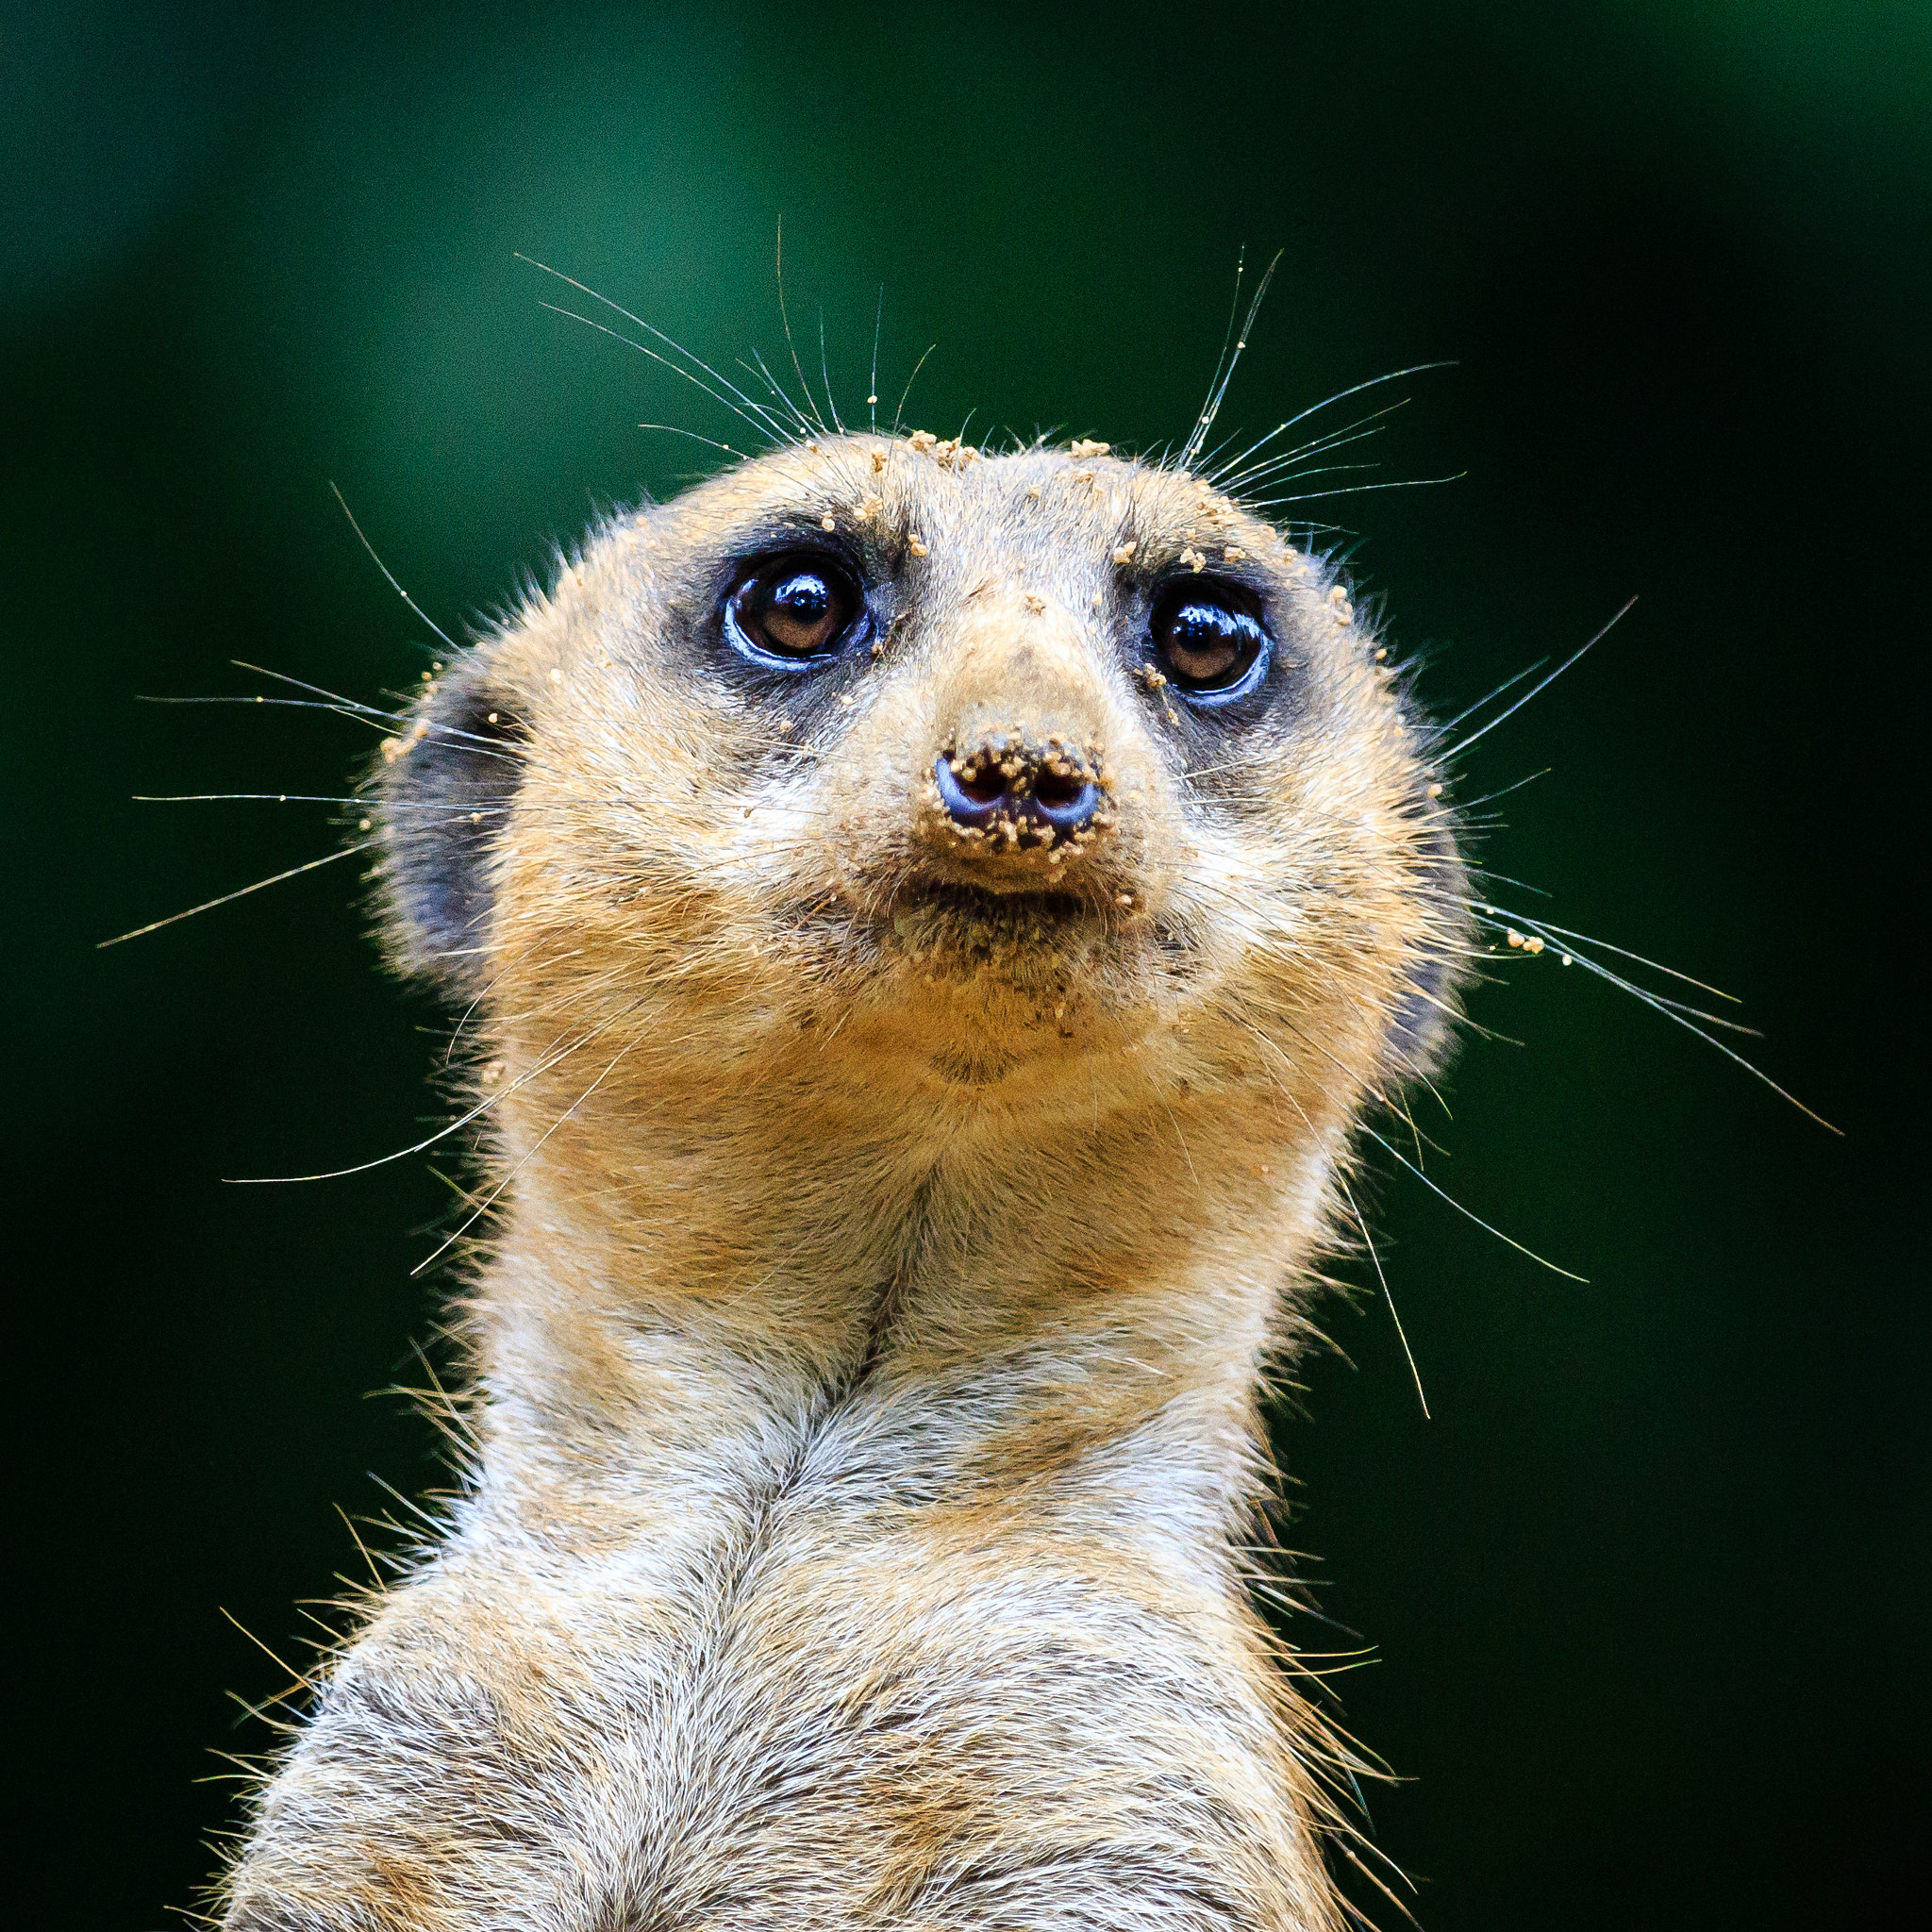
xmin=1382 ymin=934 xmax=1463 ymax=1087
xmin=1378 ymin=820 xmax=1471 ymax=1089
xmin=373 ymin=657 xmax=527 ymax=996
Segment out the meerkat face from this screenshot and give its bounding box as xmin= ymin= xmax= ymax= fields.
xmin=378 ymin=434 xmax=1463 ymax=1129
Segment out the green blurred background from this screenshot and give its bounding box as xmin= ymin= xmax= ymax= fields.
xmin=6 ymin=2 xmax=1924 ymax=1924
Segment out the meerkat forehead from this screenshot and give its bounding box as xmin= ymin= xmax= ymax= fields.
xmin=632 ymin=434 xmax=1286 ymax=605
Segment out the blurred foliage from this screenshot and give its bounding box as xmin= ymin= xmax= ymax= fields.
xmin=5 ymin=2 xmax=1924 ymax=1925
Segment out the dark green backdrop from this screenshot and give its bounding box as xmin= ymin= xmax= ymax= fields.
xmin=7 ymin=3 xmax=1924 ymax=1924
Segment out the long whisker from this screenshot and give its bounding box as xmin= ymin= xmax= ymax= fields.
xmin=1232 ymin=458 xmax=1388 ymax=491
xmin=540 ymin=301 xmax=788 ymax=444
xmin=1447 ymin=769 xmax=1552 ymax=811
xmin=138 ymin=692 xmax=391 ymax=726
xmin=819 ymin=308 xmax=843 ymax=435
xmin=1216 ymin=399 xmax=1409 ymax=487
xmin=228 ymin=660 xmax=523 ymax=758
xmin=1211 ymin=1003 xmax=1447 ymax=1420
xmin=1179 ymin=249 xmax=1249 ymax=475
xmin=1206 ymin=361 xmax=1457 ymax=487
xmin=1219 ymin=417 xmax=1402 ymax=494
xmin=1469 ymin=902 xmax=1740 ymax=1001
xmin=131 ymin=793 xmax=505 ymax=811
xmin=329 ymin=484 xmax=460 ymax=653
xmin=868 ymin=285 xmax=884 ymax=431
xmin=892 ymin=342 xmax=939 ymax=439
xmin=1471 ymin=908 xmax=1840 ymax=1132
xmin=1180 ymin=248 xmax=1283 ymax=472
xmin=1444 ymin=597 xmax=1636 ymax=760
xmin=226 ymin=1011 xmax=625 ymax=1184
xmin=159 ymin=679 xmax=521 ymax=760
xmin=97 ymin=841 xmax=376 ymax=948
xmin=225 ymin=661 xmax=411 ymax=717
xmin=1356 ymin=1121 xmax=1590 ymax=1281
xmin=1245 ymin=472 xmax=1464 ymax=509
xmin=216 ymin=660 xmax=459 ymax=744
xmin=638 ymin=423 xmax=742 ymax=458
xmin=515 ymin=252 xmax=796 ymax=444
xmin=1208 ymin=990 xmax=1578 ymax=1280
xmin=741 ymin=349 xmax=819 ymax=439
xmin=1432 ymin=660 xmax=1550 ymax=737
xmin=774 ymin=216 xmax=828 ymax=437
xmin=410 ymin=1024 xmax=643 ymax=1276
xmin=1227 ymin=401 xmax=1409 ymax=478
xmin=1336 ymin=1174 xmax=1428 ymax=1419
xmin=1474 ymin=912 xmax=1751 ymax=1029
xmin=1224 ymin=441 xmax=1391 ymax=496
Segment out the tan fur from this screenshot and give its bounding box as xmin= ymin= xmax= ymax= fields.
xmin=218 ymin=434 xmax=1466 ymax=1929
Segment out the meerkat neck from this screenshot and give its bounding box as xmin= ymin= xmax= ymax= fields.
xmin=464 ymin=1106 xmax=1340 ymax=1561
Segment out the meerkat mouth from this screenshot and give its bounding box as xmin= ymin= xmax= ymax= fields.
xmin=903 ymin=881 xmax=1090 ymax=924
xmin=884 ymin=879 xmax=1102 ymax=973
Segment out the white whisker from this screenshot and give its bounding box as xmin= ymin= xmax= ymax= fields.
xmin=98 ymin=841 xmax=376 ymax=947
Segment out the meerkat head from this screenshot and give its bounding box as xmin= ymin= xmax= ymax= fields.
xmin=375 ymin=432 xmax=1465 ymax=1179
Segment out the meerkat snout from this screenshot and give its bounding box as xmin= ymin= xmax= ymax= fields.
xmin=910 ymin=591 xmax=1128 ymax=866
xmin=932 ymin=739 xmax=1107 ymax=844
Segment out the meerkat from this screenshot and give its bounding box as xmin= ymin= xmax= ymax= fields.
xmin=213 ymin=418 xmax=1468 ymax=1931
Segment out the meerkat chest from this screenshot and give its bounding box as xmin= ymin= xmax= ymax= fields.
xmin=441 ymin=1452 xmax=1292 ymax=1924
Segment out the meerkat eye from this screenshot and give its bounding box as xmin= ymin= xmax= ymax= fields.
xmin=1151 ymin=585 xmax=1270 ymax=701
xmin=725 ymin=555 xmax=865 ymax=666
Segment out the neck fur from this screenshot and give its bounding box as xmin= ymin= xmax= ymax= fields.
xmin=463 ymin=1061 xmax=1348 ymax=1580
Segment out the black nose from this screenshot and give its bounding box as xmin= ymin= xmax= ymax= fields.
xmin=934 ymin=744 xmax=1102 ymax=838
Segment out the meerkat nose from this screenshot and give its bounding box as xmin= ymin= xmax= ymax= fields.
xmin=1029 ymin=763 xmax=1097 ymax=824
xmin=933 ymin=745 xmax=1103 ymax=837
